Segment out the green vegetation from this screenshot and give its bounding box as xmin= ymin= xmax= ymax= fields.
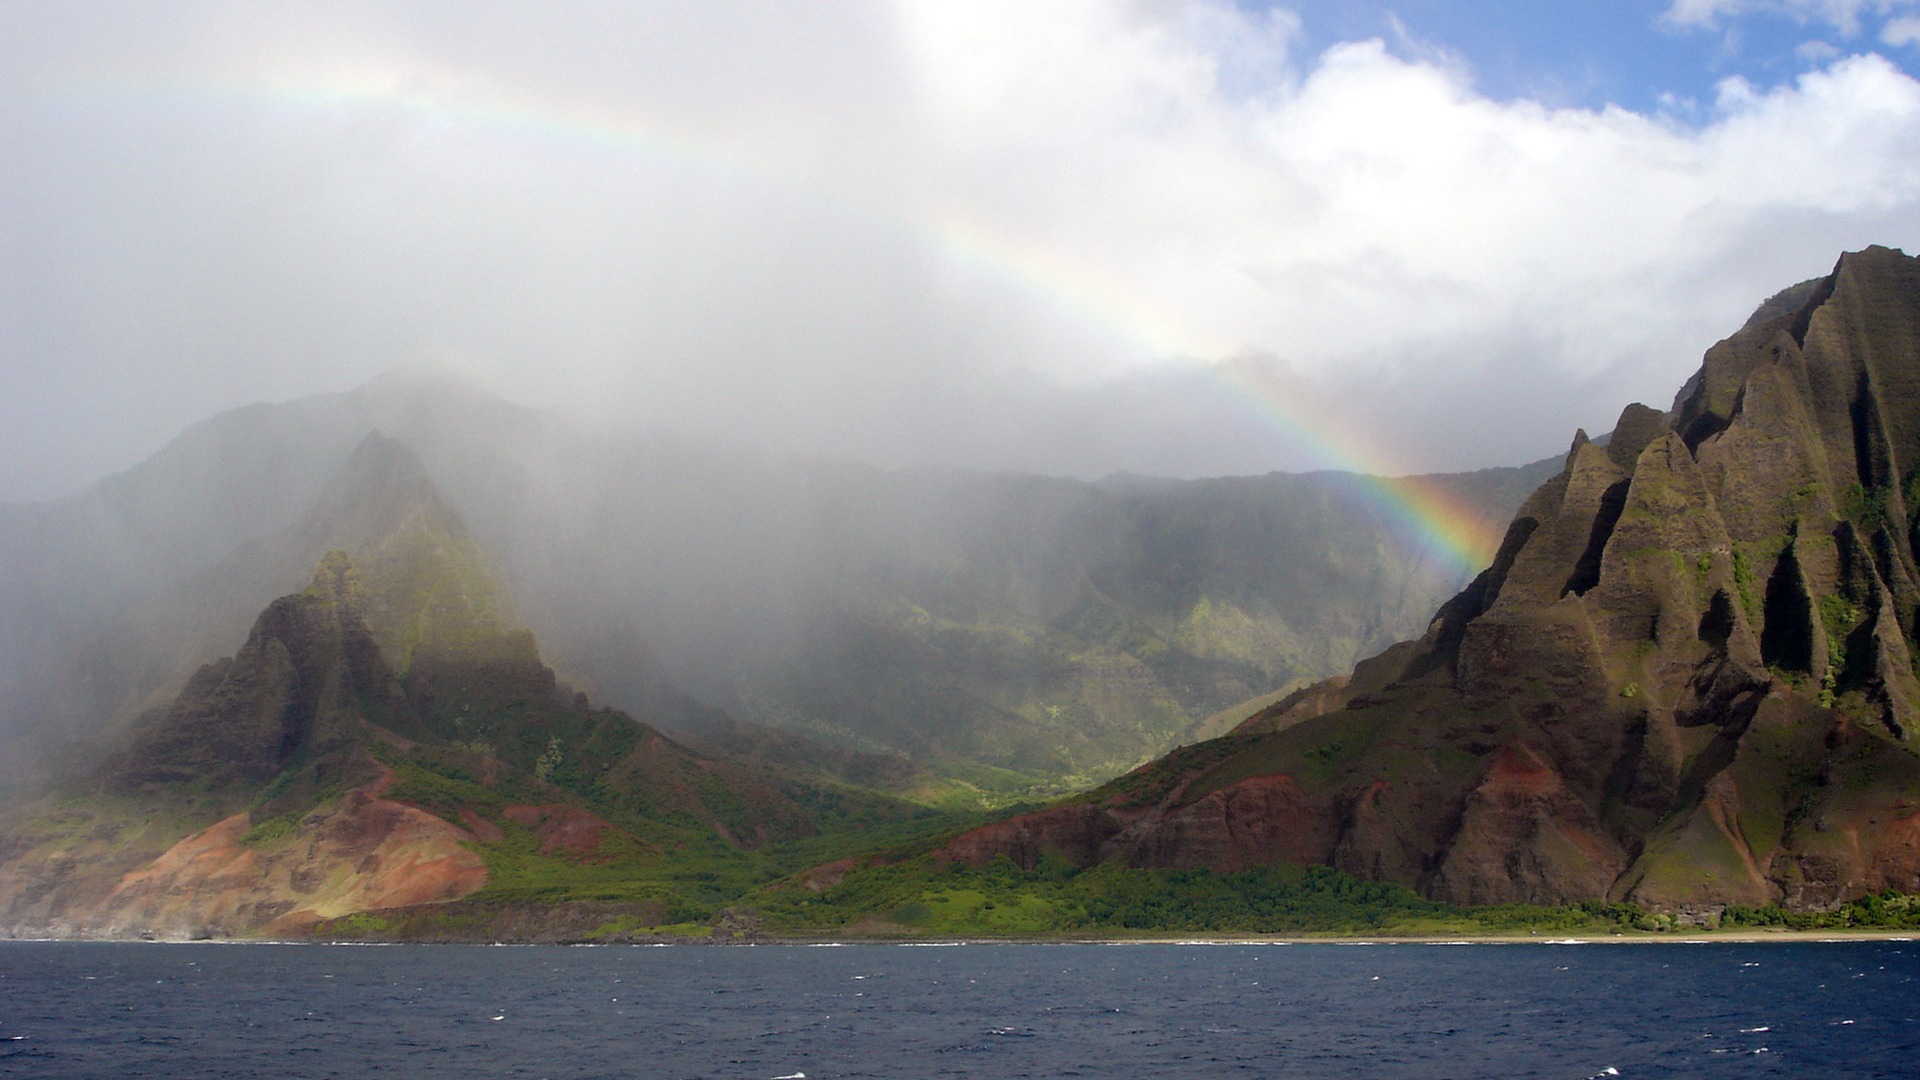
xmin=742 ymin=854 xmax=1713 ymax=938
xmin=1816 ymin=591 xmax=1866 ymax=705
xmin=1100 ymin=735 xmax=1263 ymax=809
xmin=1731 ymin=545 xmax=1761 ymax=619
xmin=1185 ymin=707 xmax=1390 ymax=799
xmin=1818 ymin=594 xmax=1864 ymax=648
xmin=1839 ymin=482 xmax=1892 ymax=532
xmin=474 ymin=826 xmax=726 ymax=923
xmin=237 ymin=813 xmax=300 ymax=848
xmin=365 ymin=737 xmax=1000 ymax=924
xmin=586 ymin=918 xmax=713 ymax=940
xmin=453 ymin=794 xmax=1002 ymax=920
xmin=324 ymin=912 xmax=400 ymax=937
xmin=1723 ymin=891 xmax=1920 ymax=931
xmin=1839 ymin=475 xmax=1920 ymax=539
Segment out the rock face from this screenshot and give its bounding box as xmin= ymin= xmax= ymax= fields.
xmin=106 ymin=551 xmax=402 ymax=795
xmin=939 ymin=246 xmax=1920 ymax=912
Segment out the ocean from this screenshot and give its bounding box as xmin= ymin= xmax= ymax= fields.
xmin=1 ymin=938 xmax=1914 ymax=1078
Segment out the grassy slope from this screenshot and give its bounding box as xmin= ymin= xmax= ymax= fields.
xmin=726 ymin=853 xmax=1920 ymax=940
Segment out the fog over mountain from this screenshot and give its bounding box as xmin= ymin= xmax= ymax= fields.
xmin=0 ymin=373 xmax=1554 ymax=799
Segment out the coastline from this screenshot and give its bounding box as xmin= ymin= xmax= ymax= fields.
xmin=740 ymin=927 xmax=1920 ymax=947
xmin=1047 ymin=928 xmax=1920 ymax=945
xmin=6 ymin=927 xmax=1916 ymax=946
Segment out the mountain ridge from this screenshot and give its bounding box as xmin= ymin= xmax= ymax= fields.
xmin=933 ymin=245 xmax=1920 ymax=914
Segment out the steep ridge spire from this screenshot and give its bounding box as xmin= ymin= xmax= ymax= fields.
xmin=107 ymin=549 xmax=405 ymax=793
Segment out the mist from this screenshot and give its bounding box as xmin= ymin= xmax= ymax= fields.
xmin=7 ymin=3 xmax=1920 ymax=500
xmin=0 ymin=370 xmax=1560 ymax=796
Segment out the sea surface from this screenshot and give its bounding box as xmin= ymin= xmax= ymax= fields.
xmin=1 ymin=938 xmax=1915 ymax=1078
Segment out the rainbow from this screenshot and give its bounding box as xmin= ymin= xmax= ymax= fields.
xmin=1202 ymin=362 xmax=1519 ymax=576
xmin=61 ymin=69 xmax=1518 ymax=576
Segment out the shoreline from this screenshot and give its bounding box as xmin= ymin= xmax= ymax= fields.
xmin=5 ymin=927 xmax=1915 ymax=947
xmin=746 ymin=928 xmax=1920 ymax=946
xmin=1054 ymin=928 xmax=1920 ymax=945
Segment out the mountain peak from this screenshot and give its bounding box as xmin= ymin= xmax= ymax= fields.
xmin=286 ymin=433 xmax=520 ymax=672
xmin=107 ymin=549 xmax=402 ymax=795
xmin=305 ymin=431 xmax=437 ymax=534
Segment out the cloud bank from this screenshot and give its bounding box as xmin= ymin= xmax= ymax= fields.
xmin=5 ymin=1 xmax=1920 ymax=497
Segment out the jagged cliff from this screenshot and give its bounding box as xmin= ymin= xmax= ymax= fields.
xmin=939 ymin=246 xmax=1920 ymax=913
xmin=0 ymin=550 xmax=490 ymax=938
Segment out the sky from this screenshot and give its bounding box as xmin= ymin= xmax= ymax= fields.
xmin=6 ymin=1 xmax=1920 ymax=500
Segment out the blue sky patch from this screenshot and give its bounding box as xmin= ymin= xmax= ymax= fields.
xmin=1263 ymin=0 xmax=1920 ymax=113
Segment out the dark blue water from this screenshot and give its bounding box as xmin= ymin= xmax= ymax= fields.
xmin=1 ymin=939 xmax=1915 ymax=1078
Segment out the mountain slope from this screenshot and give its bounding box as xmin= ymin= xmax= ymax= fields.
xmin=0 ymin=441 xmax=934 ymax=938
xmin=937 ymin=246 xmax=1920 ymax=913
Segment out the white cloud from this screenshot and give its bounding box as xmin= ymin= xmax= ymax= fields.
xmin=1885 ymin=15 xmax=1920 ymax=43
xmin=6 ymin=1 xmax=1920 ymax=493
xmin=1662 ymin=0 xmax=1917 ymax=35
xmin=890 ymin=12 xmax=1920 ymax=392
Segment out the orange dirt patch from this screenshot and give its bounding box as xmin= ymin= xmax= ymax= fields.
xmin=502 ymin=804 xmax=615 ymax=859
xmin=1477 ymin=743 xmax=1562 ymax=798
xmin=459 ymin=808 xmax=506 ymax=843
xmin=97 ymin=784 xmax=488 ymax=938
